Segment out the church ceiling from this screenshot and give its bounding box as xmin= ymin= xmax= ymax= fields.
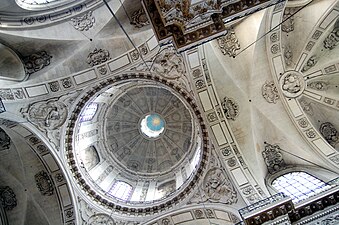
xmin=0 ymin=0 xmax=338 ymax=224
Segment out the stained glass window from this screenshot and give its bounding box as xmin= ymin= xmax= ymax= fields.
xmin=108 ymin=181 xmax=133 ymax=201
xmin=272 ymin=172 xmax=330 ymax=203
xmin=80 ymin=103 xmax=98 ymax=122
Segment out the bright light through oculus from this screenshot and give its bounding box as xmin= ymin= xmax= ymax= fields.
xmin=140 ymin=114 xmax=165 ymax=138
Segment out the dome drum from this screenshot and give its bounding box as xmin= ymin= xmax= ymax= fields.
xmin=65 ymin=74 xmax=209 ymax=214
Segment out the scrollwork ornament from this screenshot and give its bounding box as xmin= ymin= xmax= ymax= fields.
xmin=279 ymin=71 xmax=305 ymax=98
xmin=203 ymin=167 xmax=237 ymax=204
xmin=24 ymin=99 xmax=68 ymax=130
xmin=13 ymin=89 xmax=25 ymax=99
xmin=71 ymin=11 xmax=95 ymax=31
xmin=130 ymin=8 xmax=150 ymax=28
xmin=49 ymin=81 xmax=60 ymax=92
xmin=262 ymin=143 xmax=285 ymax=174
xmin=0 ymin=186 xmax=17 ymax=210
xmin=161 ymin=218 xmax=172 ymax=225
xmin=0 ymin=89 xmax=14 ymax=100
xmin=319 ymin=122 xmax=339 ymax=147
xmin=281 ymin=8 xmax=296 ymax=33
xmin=307 ymin=81 xmax=328 ymax=91
xmin=0 ymin=128 xmax=10 ymax=151
xmin=262 ymin=80 xmax=279 ymax=104
xmin=23 ymin=51 xmax=52 ymax=75
xmin=221 ymin=96 xmax=239 ymax=120
xmin=217 ymin=30 xmax=240 ymax=57
xmin=297 ymin=117 xmax=308 ymax=128
xmin=151 ymin=47 xmax=185 ymax=79
xmin=306 ymin=128 xmax=316 ymax=139
xmin=284 ymin=45 xmax=293 ymax=66
xmin=324 ymin=18 xmax=339 ymax=50
xmin=87 ymin=48 xmax=110 ymax=67
xmin=88 ymin=214 xmax=115 ymax=225
xmin=302 ymin=55 xmax=317 ymax=72
xmin=194 ymin=209 xmax=205 ymax=219
xmin=35 ymin=170 xmax=54 ymax=196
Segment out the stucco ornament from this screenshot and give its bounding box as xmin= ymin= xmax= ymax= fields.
xmin=320 ymin=213 xmax=339 ymax=224
xmin=87 ymin=48 xmax=111 ymax=67
xmin=151 ymin=48 xmax=185 ymax=79
xmin=188 ymin=150 xmax=237 ymax=204
xmin=262 ymin=143 xmax=286 ymax=174
xmin=324 ymin=18 xmax=339 ymax=50
xmin=279 ymin=71 xmax=305 ymax=98
xmin=281 ymin=8 xmax=296 ymax=33
xmin=26 ymin=99 xmax=67 ymax=130
xmin=35 ymin=170 xmax=54 ymax=196
xmin=71 ymin=11 xmax=95 ymax=31
xmin=221 ymin=96 xmax=239 ymax=120
xmin=302 ymin=55 xmax=317 ymax=72
xmin=22 ymin=91 xmax=81 ymax=149
xmin=217 ymin=30 xmax=241 ymax=57
xmin=320 ymin=122 xmax=339 ymax=148
xmin=23 ymin=51 xmax=52 ymax=75
xmin=203 ymin=167 xmax=237 ymax=203
xmin=262 ymin=80 xmax=279 ymax=104
xmin=88 ymin=214 xmax=115 ymax=225
xmin=0 ymin=186 xmax=17 ymax=210
xmin=131 ymin=8 xmax=149 ymax=28
xmin=0 ymin=128 xmax=10 ymax=151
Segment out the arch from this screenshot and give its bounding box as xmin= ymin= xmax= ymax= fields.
xmin=272 ymin=171 xmax=330 ymax=203
xmin=0 ymin=118 xmax=77 ymax=225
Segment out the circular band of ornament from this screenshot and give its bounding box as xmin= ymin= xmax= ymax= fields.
xmin=65 ymin=73 xmax=209 ymax=215
xmin=279 ymin=71 xmax=305 ymax=98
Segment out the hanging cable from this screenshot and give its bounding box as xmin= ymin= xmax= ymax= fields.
xmin=234 ymin=0 xmax=313 ymax=57
xmin=274 ymin=145 xmax=339 ymax=174
xmin=118 ymin=0 xmax=132 ymax=22
xmin=103 ymin=0 xmax=150 ymax=70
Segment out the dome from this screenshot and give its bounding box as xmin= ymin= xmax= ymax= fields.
xmin=69 ymin=78 xmax=206 ymax=211
xmin=104 ymin=85 xmax=194 ymax=175
xmin=15 ymin=0 xmax=74 ymax=10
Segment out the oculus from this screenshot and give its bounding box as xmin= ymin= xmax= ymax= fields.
xmin=140 ymin=113 xmax=165 ymax=138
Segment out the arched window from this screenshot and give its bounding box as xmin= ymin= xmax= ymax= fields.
xmin=108 ymin=181 xmax=133 ymax=201
xmin=272 ymin=172 xmax=330 ymax=203
xmin=80 ymin=103 xmax=98 ymax=122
